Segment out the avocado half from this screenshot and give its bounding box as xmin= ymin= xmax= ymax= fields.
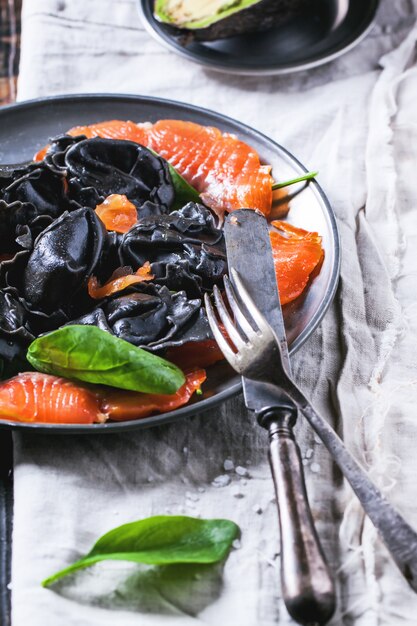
xmin=154 ymin=0 xmax=312 ymax=42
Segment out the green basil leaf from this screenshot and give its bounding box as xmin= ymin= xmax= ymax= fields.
xmin=42 ymin=515 xmax=239 ymax=587
xmin=168 ymin=163 xmax=201 ymax=209
xmin=149 ymin=148 xmax=201 ymax=209
xmin=27 ymin=325 xmax=185 ymax=394
xmin=272 ymin=170 xmax=318 ymax=190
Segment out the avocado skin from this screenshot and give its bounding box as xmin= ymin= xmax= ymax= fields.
xmin=156 ymin=0 xmax=313 ymax=42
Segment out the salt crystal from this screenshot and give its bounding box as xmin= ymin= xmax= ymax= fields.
xmin=305 ymin=448 xmax=314 ymax=459
xmin=302 ymin=459 xmax=309 ymax=466
xmin=311 ymin=463 xmax=321 ymax=473
xmin=232 ymin=539 xmax=241 ymax=549
xmin=231 ymin=486 xmax=244 ymax=498
xmin=197 ymin=487 xmax=206 ymax=493
xmin=252 ymin=504 xmax=263 ymax=514
xmin=183 ymin=446 xmax=188 ymax=454
xmin=223 ymin=459 xmax=234 ymax=471
xmin=211 ymin=474 xmax=231 ymax=487
xmin=147 ymin=476 xmax=154 ymax=483
xmin=185 ymin=491 xmax=199 ymax=502
xmin=6 ymin=582 xmax=12 ymax=590
xmin=314 ymin=435 xmax=321 ymax=445
xmin=235 ymin=466 xmax=250 ymax=477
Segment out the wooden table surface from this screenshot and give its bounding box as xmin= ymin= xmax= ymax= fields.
xmin=0 ymin=0 xmax=22 ymax=105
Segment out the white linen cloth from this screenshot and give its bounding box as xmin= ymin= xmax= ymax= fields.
xmin=11 ymin=0 xmax=417 ymax=624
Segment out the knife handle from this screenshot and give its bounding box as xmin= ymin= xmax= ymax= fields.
xmin=265 ymin=410 xmax=336 ymax=625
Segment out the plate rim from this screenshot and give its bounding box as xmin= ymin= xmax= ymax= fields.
xmin=0 ymin=92 xmax=340 ymax=433
xmin=137 ymin=0 xmax=380 ymax=76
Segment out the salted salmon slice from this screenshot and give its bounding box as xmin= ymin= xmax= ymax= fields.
xmin=0 ymin=372 xmax=106 ymax=424
xmin=0 ymin=370 xmax=206 ymax=424
xmin=270 ymin=221 xmax=324 ymax=305
xmin=100 ymin=369 xmax=207 ymax=421
xmin=95 ymin=194 xmax=138 ymax=233
xmin=59 ymin=119 xmax=273 ymax=219
xmin=88 ymin=262 xmax=154 ymax=300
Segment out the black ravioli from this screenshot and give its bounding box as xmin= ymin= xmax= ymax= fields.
xmin=0 ymin=290 xmax=34 ymax=367
xmin=65 ymin=137 xmax=175 ymax=212
xmin=22 ymin=207 xmax=108 ymax=314
xmin=120 ymin=202 xmax=227 ymax=297
xmin=0 ymin=200 xmax=37 ymax=253
xmin=70 ymin=283 xmax=211 ymax=351
xmin=42 ymin=133 xmax=87 ymax=174
xmin=0 ymin=163 xmax=69 ymax=220
xmin=0 ymin=142 xmax=226 ymax=365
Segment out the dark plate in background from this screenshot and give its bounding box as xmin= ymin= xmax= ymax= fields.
xmin=138 ymin=0 xmax=379 ymax=75
xmin=0 ymin=93 xmax=339 ymax=433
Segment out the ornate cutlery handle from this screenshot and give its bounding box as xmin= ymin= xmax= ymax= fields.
xmin=290 ymin=390 xmax=417 ymax=593
xmin=263 ymin=410 xmax=336 ymax=625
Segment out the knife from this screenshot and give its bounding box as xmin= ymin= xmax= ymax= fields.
xmin=224 ymin=209 xmax=336 ymax=625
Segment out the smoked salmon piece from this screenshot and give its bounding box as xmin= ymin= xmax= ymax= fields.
xmin=0 ymin=370 xmax=206 ymax=425
xmin=100 ymin=369 xmax=207 ymax=421
xmin=166 ymin=339 xmax=225 ymax=370
xmin=60 ymin=119 xmax=273 ymax=220
xmin=95 ymin=194 xmax=138 ymax=233
xmin=88 ymin=263 xmax=154 ymax=300
xmin=166 ymin=323 xmax=230 ymax=369
xmin=0 ymin=372 xmax=106 ymax=424
xmin=270 ymin=221 xmax=324 ymax=305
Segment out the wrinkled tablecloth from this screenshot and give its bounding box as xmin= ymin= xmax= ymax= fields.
xmin=11 ymin=0 xmax=417 ymax=624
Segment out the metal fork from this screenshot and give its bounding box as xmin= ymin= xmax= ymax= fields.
xmin=206 ymin=271 xmax=336 ymax=626
xmin=205 ymin=269 xmax=417 ymax=600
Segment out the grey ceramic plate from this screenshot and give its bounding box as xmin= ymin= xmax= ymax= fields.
xmin=138 ymin=0 xmax=379 ymax=75
xmin=0 ymin=93 xmax=339 ymax=433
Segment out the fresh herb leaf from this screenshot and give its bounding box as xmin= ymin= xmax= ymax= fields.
xmin=42 ymin=515 xmax=239 ymax=587
xmin=149 ymin=148 xmax=201 ymax=209
xmin=27 ymin=325 xmax=185 ymax=394
xmin=272 ymin=171 xmax=318 ymax=190
xmin=169 ymin=163 xmax=201 ymax=210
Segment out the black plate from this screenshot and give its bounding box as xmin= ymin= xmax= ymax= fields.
xmin=0 ymin=93 xmax=339 ymax=433
xmin=138 ymin=0 xmax=379 ymax=75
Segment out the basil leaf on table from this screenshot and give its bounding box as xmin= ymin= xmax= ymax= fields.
xmin=27 ymin=325 xmax=185 ymax=394
xmin=42 ymin=515 xmax=240 ymax=587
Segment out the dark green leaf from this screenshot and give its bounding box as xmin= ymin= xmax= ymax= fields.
xmin=149 ymin=148 xmax=201 ymax=209
xmin=42 ymin=515 xmax=239 ymax=587
xmin=272 ymin=170 xmax=318 ymax=190
xmin=168 ymin=163 xmax=201 ymax=209
xmin=27 ymin=325 xmax=185 ymax=394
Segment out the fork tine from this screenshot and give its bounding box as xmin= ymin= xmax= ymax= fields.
xmin=212 ymin=285 xmax=247 ymax=350
xmin=223 ymin=274 xmax=259 ymax=340
xmin=230 ymin=268 xmax=274 ymax=336
xmin=204 ymin=293 xmax=240 ymax=365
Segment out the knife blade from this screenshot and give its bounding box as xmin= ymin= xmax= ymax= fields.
xmin=223 ymin=209 xmax=295 ymax=416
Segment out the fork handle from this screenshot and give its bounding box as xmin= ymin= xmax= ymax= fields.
xmin=265 ymin=410 xmax=336 ymax=625
xmin=297 ymin=400 xmax=417 ymax=593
